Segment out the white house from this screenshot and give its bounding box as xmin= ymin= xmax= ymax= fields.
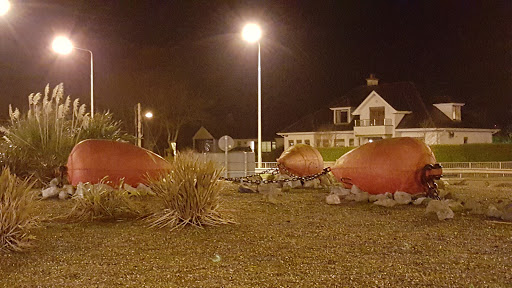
xmin=277 ymin=75 xmax=499 ymax=150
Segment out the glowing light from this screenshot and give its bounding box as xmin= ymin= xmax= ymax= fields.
xmin=144 ymin=111 xmax=153 ymax=119
xmin=0 ymin=0 xmax=10 ymax=16
xmin=242 ymin=23 xmax=262 ymax=43
xmin=52 ymin=36 xmax=73 ymax=55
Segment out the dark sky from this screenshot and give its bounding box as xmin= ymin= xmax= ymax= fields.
xmin=1 ymin=0 xmax=511 ymax=145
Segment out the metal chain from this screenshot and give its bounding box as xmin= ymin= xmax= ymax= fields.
xmin=221 ymin=167 xmax=332 ymax=185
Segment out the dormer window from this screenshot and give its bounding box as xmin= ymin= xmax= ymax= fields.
xmin=332 ymin=107 xmax=351 ymax=124
xmin=453 ymin=106 xmax=461 ymax=121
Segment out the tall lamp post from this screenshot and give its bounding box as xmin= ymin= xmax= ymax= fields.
xmin=52 ymin=36 xmax=94 ymax=118
xmin=135 ymin=103 xmax=153 ymax=147
xmin=0 ymin=0 xmax=11 ymax=16
xmin=242 ymin=23 xmax=263 ymax=168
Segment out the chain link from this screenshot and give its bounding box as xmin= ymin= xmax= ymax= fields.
xmin=221 ymin=167 xmax=332 ymax=185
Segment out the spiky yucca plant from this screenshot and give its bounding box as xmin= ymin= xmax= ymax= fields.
xmin=0 ymin=167 xmax=37 ymax=253
xmin=65 ymin=182 xmax=142 ymax=222
xmin=0 ymin=84 xmax=131 ymax=183
xmin=147 ymin=152 xmax=234 ymax=230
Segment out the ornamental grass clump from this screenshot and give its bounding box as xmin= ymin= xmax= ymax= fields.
xmin=0 ymin=84 xmax=131 ymax=184
xmin=147 ymin=152 xmax=234 ymax=230
xmin=65 ymin=182 xmax=142 ymax=222
xmin=0 ymin=168 xmax=37 ymax=253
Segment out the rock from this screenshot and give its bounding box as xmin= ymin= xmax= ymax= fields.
xmin=136 ymin=183 xmax=154 ymax=196
xmin=74 ymin=183 xmax=86 ymax=198
xmin=329 ymin=186 xmax=350 ymax=197
xmin=413 ymin=197 xmax=427 ymax=205
xmin=425 ymin=200 xmax=454 ymax=220
xmin=325 ymin=194 xmax=341 ymax=205
xmin=394 ymin=191 xmax=412 ymax=205
xmin=354 ymin=191 xmax=369 ymax=202
xmin=49 ymin=178 xmax=59 ymax=187
xmin=446 ymin=200 xmax=464 ymax=212
xmin=63 ymin=185 xmax=74 ymax=197
xmin=318 ymin=175 xmax=333 ymax=187
xmin=258 ymin=183 xmax=280 ymax=193
xmin=58 ymin=190 xmax=68 ymax=200
xmin=369 ymin=193 xmax=389 ymax=202
xmin=303 ymin=178 xmax=321 ymax=188
xmin=123 ymin=183 xmax=138 ymax=195
xmin=282 ymin=180 xmax=302 ymax=190
xmin=501 ymin=203 xmax=512 ymax=221
xmin=41 ymin=186 xmax=60 ymax=199
xmin=486 ymin=205 xmax=503 ymax=219
xmin=350 ymin=185 xmax=362 ymax=194
xmin=238 ymin=185 xmax=257 ymax=193
xmin=463 ymin=200 xmax=485 ymax=215
xmin=374 ymin=198 xmax=397 ymax=207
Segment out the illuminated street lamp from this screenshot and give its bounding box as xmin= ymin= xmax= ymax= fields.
xmin=0 ymin=0 xmax=10 ymax=16
xmin=52 ymin=36 xmax=95 ymax=117
xmin=242 ymin=23 xmax=263 ymax=168
xmin=135 ymin=103 xmax=153 ymax=147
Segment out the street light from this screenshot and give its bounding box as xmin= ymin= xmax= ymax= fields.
xmin=135 ymin=103 xmax=153 ymax=147
xmin=52 ymin=36 xmax=95 ymax=118
xmin=242 ymin=23 xmax=263 ymax=168
xmin=0 ymin=0 xmax=10 ymax=16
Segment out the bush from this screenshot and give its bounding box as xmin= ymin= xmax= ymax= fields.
xmin=147 ymin=152 xmax=234 ymax=230
xmin=319 ymin=144 xmax=512 ymax=162
xmin=0 ymin=84 xmax=132 ymax=183
xmin=65 ymin=182 xmax=142 ymax=222
xmin=318 ymin=147 xmax=356 ymax=162
xmin=0 ymin=168 xmax=37 ymax=253
xmin=431 ymin=144 xmax=512 ymax=162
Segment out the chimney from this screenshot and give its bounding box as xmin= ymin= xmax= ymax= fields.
xmin=366 ymin=74 xmax=379 ymax=86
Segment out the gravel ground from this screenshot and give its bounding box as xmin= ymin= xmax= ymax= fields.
xmin=1 ymin=182 xmax=512 ymax=288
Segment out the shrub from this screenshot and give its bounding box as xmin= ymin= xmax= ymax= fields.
xmin=0 ymin=167 xmax=37 ymax=253
xmin=65 ymin=182 xmax=142 ymax=222
xmin=147 ymin=152 xmax=234 ymax=230
xmin=0 ymin=84 xmax=132 ymax=183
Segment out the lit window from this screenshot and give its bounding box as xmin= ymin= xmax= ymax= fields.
xmin=334 ymin=139 xmax=345 ymax=147
xmin=289 ymin=140 xmax=294 ymax=146
xmin=271 ymin=142 xmax=276 ymax=150
xmin=453 ymin=106 xmax=461 ymax=121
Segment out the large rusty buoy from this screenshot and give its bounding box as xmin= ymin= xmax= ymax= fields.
xmin=331 ymin=137 xmax=442 ymax=195
xmin=277 ymin=144 xmax=324 ymax=177
xmin=67 ymin=139 xmax=172 ymax=186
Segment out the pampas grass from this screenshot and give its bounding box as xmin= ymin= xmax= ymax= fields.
xmin=147 ymin=152 xmax=234 ymax=230
xmin=0 ymin=84 xmax=132 ymax=184
xmin=0 ymin=168 xmax=37 ymax=253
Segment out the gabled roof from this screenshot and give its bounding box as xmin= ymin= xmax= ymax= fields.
xmin=278 ymin=81 xmax=490 ymax=134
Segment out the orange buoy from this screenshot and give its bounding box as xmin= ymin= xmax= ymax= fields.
xmin=277 ymin=144 xmax=324 ymax=177
xmin=331 ymin=137 xmax=442 ymax=194
xmin=67 ymin=139 xmax=171 ymax=186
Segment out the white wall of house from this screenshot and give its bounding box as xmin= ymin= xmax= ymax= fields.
xmin=352 ymin=91 xmax=398 ymax=125
xmin=280 ymin=131 xmax=355 ymax=150
xmin=397 ymin=128 xmax=495 ymax=145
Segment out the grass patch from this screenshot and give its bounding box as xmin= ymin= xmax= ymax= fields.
xmin=319 ymin=143 xmax=512 ymax=162
xmin=1 ymin=183 xmax=511 ymax=286
xmin=0 ymin=168 xmax=38 ymax=252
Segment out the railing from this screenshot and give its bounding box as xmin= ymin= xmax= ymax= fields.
xmin=440 ymin=162 xmax=512 ymax=170
xmin=260 ymin=161 xmax=512 ymax=178
xmin=354 ymin=118 xmax=392 ymax=127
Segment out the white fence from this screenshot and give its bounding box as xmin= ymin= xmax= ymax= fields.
xmin=259 ymin=161 xmax=512 ymax=178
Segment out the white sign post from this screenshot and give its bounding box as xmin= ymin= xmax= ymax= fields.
xmin=218 ymin=135 xmax=234 ymax=177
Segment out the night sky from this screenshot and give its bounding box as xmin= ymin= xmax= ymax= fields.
xmin=1 ymin=1 xmax=511 ymax=147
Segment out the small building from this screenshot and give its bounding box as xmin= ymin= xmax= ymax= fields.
xmin=192 ymin=126 xmax=283 ymax=155
xmin=277 ymin=75 xmax=499 ymax=150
